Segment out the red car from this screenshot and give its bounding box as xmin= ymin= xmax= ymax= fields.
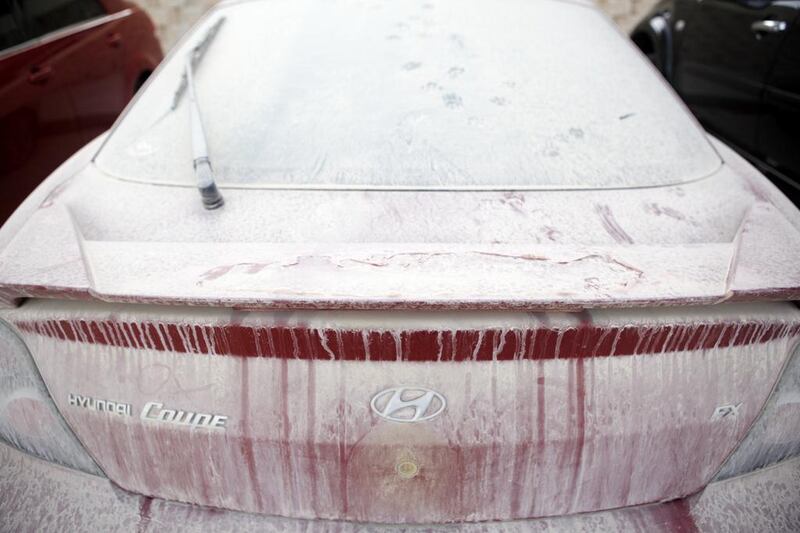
xmin=0 ymin=0 xmax=162 ymax=223
xmin=1 ymin=0 xmax=800 ymax=530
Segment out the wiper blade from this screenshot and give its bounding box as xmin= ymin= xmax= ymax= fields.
xmin=182 ymin=17 xmax=226 ymax=209
xmin=171 ymin=17 xmax=225 ymax=111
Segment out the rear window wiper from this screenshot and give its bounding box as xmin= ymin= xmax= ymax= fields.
xmin=171 ymin=17 xmax=225 ymax=111
xmin=177 ymin=17 xmax=226 ymax=209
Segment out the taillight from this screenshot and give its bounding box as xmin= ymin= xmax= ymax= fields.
xmin=0 ymin=319 xmax=101 ymax=474
xmin=715 ymin=344 xmax=800 ymax=480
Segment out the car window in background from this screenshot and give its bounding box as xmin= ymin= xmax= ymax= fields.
xmin=0 ymin=1 xmax=25 ymax=51
xmin=19 ymin=0 xmax=105 ymax=39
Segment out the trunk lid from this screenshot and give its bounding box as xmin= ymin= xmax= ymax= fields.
xmin=10 ymin=300 xmax=800 ymax=522
xmin=1 ymin=144 xmax=799 ymax=310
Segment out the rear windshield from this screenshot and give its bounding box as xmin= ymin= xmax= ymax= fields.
xmin=95 ymin=0 xmax=721 ymax=190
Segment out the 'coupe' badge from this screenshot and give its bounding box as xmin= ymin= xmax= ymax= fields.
xmin=68 ymin=392 xmax=228 ymax=430
xmin=370 ymin=387 xmax=446 ymax=423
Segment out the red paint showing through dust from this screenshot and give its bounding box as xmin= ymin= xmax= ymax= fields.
xmin=14 ymin=318 xmax=800 ymax=361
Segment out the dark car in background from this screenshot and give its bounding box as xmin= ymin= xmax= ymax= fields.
xmin=632 ymin=0 xmax=800 ymax=205
xmin=0 ymin=0 xmax=162 ymax=222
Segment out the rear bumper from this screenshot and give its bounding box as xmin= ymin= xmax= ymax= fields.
xmin=2 ymin=441 xmax=798 ymax=532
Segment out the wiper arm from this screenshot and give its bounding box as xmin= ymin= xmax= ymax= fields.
xmin=182 ymin=17 xmax=226 ymax=209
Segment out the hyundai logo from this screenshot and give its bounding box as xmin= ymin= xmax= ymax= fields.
xmin=370 ymin=387 xmax=447 ymax=423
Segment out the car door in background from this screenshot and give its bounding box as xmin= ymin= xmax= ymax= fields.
xmin=18 ymin=0 xmax=133 ymax=144
xmin=674 ymin=0 xmax=796 ymax=153
xmin=0 ymin=0 xmax=129 ymax=223
xmin=757 ymin=8 xmax=800 ymax=202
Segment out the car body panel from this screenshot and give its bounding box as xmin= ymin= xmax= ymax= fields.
xmin=1 ymin=437 xmax=799 ymax=531
xmin=6 ymin=299 xmax=800 ymax=522
xmin=0 ymin=0 xmax=162 ymax=224
xmin=0 ymin=137 xmax=798 ymax=311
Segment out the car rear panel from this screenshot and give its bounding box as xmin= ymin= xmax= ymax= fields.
xmin=1 ymin=0 xmax=799 ymax=524
xmin=8 ymin=299 xmax=799 ymax=523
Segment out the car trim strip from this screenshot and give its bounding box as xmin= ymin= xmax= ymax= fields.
xmin=14 ymin=318 xmax=800 ymax=361
xmin=0 ymin=9 xmax=134 ymax=61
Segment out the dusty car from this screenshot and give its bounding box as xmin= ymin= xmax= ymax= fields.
xmin=631 ymin=0 xmax=800 ymax=206
xmin=1 ymin=0 xmax=800 ymax=530
xmin=0 ymin=0 xmax=163 ymax=223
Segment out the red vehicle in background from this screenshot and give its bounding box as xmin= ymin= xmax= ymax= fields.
xmin=0 ymin=0 xmax=162 ymax=223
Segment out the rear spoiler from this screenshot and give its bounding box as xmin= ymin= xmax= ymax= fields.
xmin=1 ymin=202 xmax=798 ymax=311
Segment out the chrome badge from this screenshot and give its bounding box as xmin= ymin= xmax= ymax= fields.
xmin=370 ymin=387 xmax=446 ymax=423
xmin=140 ymin=401 xmax=228 ymax=430
xmin=68 ymin=392 xmax=228 ymax=430
xmin=68 ymin=393 xmax=132 ymax=416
